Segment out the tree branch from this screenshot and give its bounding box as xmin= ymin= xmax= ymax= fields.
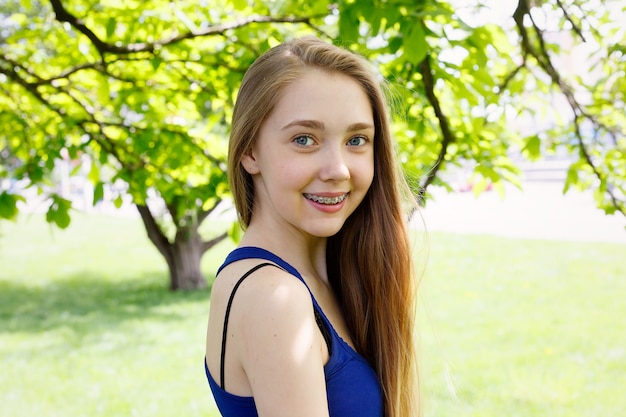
xmin=197 ymin=198 xmax=222 ymax=225
xmin=202 ymin=232 xmax=228 ymax=254
xmin=511 ymin=0 xmax=625 ymax=218
xmin=555 ymin=0 xmax=586 ymax=42
xmin=3 ymin=55 xmax=223 ymax=177
xmin=136 ymin=204 xmax=172 ymax=259
xmin=417 ymin=55 xmax=455 ymax=202
xmin=49 ymin=0 xmax=326 ymax=56
xmin=198 ymin=199 xmax=229 ymax=253
xmin=1 ymin=58 xmax=57 ymax=113
xmin=34 ymin=62 xmax=103 ymax=86
xmin=1 ymin=57 xmax=150 ymax=176
xmin=499 ymin=62 xmax=525 ymax=92
xmin=572 ymin=117 xmax=625 ymax=217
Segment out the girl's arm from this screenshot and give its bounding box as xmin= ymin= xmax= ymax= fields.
xmin=232 ymin=267 xmax=330 ymax=417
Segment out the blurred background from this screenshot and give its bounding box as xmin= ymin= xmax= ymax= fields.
xmin=1 ymin=0 xmax=624 ymax=416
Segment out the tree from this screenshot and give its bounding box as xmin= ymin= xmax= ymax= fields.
xmin=0 ymin=0 xmax=329 ymax=289
xmin=1 ymin=0 xmax=624 ymax=290
xmin=336 ymin=0 xmax=625 ymax=217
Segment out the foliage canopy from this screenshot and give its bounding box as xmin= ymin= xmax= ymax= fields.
xmin=1 ymin=0 xmax=624 ymax=287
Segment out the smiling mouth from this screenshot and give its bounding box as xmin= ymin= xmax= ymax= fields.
xmin=303 ymin=193 xmax=348 ymax=205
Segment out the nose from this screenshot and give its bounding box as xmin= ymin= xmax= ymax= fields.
xmin=319 ymin=145 xmax=350 ymax=182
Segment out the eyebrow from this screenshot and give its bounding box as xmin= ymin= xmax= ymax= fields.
xmin=281 ymin=119 xmax=374 ymax=132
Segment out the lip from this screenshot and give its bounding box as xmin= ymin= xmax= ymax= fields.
xmin=303 ymin=192 xmax=349 ymax=213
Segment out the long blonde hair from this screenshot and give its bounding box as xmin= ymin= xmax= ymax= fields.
xmin=228 ymin=36 xmax=420 ymax=417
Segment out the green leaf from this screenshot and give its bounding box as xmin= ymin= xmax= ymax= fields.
xmin=563 ymin=164 xmax=579 ymax=193
xmin=151 ymin=56 xmax=163 ymax=71
xmin=388 ymin=36 xmax=403 ymax=54
xmin=404 ymin=21 xmax=428 ymax=64
xmin=338 ymin=5 xmax=360 ymax=43
xmin=97 ymin=74 xmax=111 ymax=104
xmin=88 ymin=161 xmax=100 ymax=184
xmin=0 ymin=192 xmax=24 ymax=220
xmin=46 ymin=196 xmax=72 ymax=229
xmin=522 ymin=135 xmax=542 ymax=160
xmin=93 ymin=182 xmax=104 ymax=205
xmin=106 ymin=17 xmax=116 ymax=39
xmin=55 ymin=208 xmax=71 ymax=229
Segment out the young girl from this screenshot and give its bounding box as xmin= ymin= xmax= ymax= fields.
xmin=205 ymin=36 xmax=419 ymax=417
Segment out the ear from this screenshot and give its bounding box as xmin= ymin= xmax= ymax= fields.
xmin=240 ymin=149 xmax=260 ymax=175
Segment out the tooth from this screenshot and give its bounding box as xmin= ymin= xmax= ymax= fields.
xmin=304 ymin=193 xmax=346 ymax=204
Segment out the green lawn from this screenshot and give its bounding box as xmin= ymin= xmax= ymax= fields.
xmin=1 ymin=213 xmax=624 ymax=416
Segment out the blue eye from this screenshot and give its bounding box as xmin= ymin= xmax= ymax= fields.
xmin=347 ymin=136 xmax=367 ymax=146
xmin=293 ymin=135 xmax=315 ymax=146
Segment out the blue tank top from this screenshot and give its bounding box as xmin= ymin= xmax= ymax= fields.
xmin=205 ymin=246 xmax=383 ymax=417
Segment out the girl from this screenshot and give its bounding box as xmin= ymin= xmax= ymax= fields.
xmin=205 ymin=36 xmax=419 ymax=417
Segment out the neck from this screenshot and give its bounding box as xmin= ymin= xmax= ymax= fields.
xmin=239 ymin=220 xmax=329 ymax=284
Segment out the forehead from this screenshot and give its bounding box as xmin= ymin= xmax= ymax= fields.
xmin=265 ymin=68 xmax=374 ymax=128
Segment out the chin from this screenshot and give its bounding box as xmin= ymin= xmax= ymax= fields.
xmin=307 ymin=224 xmax=345 ymax=238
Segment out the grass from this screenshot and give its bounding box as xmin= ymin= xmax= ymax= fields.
xmin=0 ymin=212 xmax=231 ymax=417
xmin=1 ymin=212 xmax=625 ymax=416
xmin=417 ymin=233 xmax=626 ymax=416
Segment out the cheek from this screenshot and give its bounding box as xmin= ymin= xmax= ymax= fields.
xmin=279 ymin=162 xmax=307 ymax=183
xmin=264 ymin=160 xmax=309 ymax=191
xmin=355 ymin=156 xmax=375 ymax=192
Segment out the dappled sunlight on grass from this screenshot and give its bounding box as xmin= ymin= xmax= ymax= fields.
xmin=417 ymin=233 xmax=626 ymax=416
xmin=0 ymin=213 xmax=229 ymax=417
xmin=1 ymin=214 xmax=624 ymax=416
xmin=0 ymin=272 xmax=210 ymax=336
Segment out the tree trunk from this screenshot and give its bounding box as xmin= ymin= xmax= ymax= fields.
xmin=167 ymin=225 xmax=207 ymax=290
xmin=136 ymin=204 xmax=228 ymax=291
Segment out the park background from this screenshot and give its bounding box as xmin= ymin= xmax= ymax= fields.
xmin=2 ymin=179 xmax=625 ymax=416
xmin=1 ymin=0 xmax=625 ymax=416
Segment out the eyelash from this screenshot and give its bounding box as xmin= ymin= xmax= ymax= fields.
xmin=293 ymin=135 xmax=315 ymax=146
xmin=347 ymin=136 xmax=368 ymax=146
xmin=292 ymin=135 xmax=370 ymax=147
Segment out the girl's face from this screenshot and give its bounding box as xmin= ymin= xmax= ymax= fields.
xmin=242 ymin=68 xmax=375 ymax=239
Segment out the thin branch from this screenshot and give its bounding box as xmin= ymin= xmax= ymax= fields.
xmin=555 ymin=0 xmax=586 ymax=42
xmin=169 ymin=61 xmax=220 ymax=96
xmin=1 ymin=58 xmax=147 ymax=173
xmin=0 ymin=55 xmax=46 ymax=86
xmin=0 ymin=61 xmax=66 ymax=116
xmin=527 ymin=10 xmax=578 ymax=104
xmin=572 ymin=117 xmax=625 ymax=217
xmin=199 ymin=199 xmax=230 ymax=256
xmin=34 ymin=62 xmax=103 ymax=86
xmin=136 ymin=204 xmax=173 ymax=259
xmin=47 ymin=83 xmax=146 ymax=170
xmin=202 ymin=232 xmax=228 ymax=254
xmin=417 ymin=55 xmax=456 ymax=201
xmin=49 ymin=0 xmax=326 ymax=56
xmin=197 ymin=199 xmax=221 ymax=225
xmin=498 ymin=62 xmax=526 ymax=93
xmin=511 ymin=0 xmax=625 ymax=218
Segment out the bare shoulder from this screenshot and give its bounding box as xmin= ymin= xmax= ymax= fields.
xmin=209 ymin=261 xmax=329 ymax=416
xmin=208 ymin=259 xmax=318 ymax=363
xmin=226 ymin=262 xmax=314 ymax=337
xmin=211 ymin=260 xmax=312 ymax=315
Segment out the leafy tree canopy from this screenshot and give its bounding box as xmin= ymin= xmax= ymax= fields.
xmin=1 ymin=0 xmax=624 ymax=288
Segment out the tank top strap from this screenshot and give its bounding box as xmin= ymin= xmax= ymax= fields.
xmin=218 ymin=262 xmax=280 ymax=390
xmin=218 ymin=246 xmax=334 ymax=352
xmin=219 ymin=246 xmax=309 ymax=289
